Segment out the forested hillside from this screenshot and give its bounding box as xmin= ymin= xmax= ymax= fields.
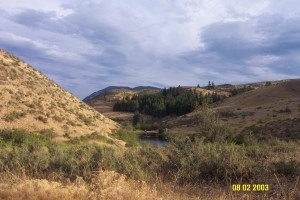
xmin=113 ymin=86 xmax=223 ymax=117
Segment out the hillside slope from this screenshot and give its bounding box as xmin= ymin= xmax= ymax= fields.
xmin=162 ymin=79 xmax=300 ymax=136
xmin=215 ymin=78 xmax=300 ymax=135
xmin=83 ymin=86 xmax=161 ymax=101
xmin=218 ymin=79 xmax=300 ymax=109
xmin=0 ymin=49 xmax=118 ymax=137
xmin=86 ymin=88 xmax=160 ymax=122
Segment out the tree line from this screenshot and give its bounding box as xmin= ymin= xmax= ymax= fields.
xmin=113 ymin=86 xmax=223 ymax=117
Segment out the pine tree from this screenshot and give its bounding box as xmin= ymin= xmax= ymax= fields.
xmin=132 ymin=111 xmax=140 ymax=126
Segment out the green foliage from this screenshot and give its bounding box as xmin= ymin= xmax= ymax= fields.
xmin=195 ymin=108 xmax=233 ymax=142
xmin=3 ymin=111 xmax=26 ymax=122
xmin=0 ymin=129 xmax=52 ymax=174
xmin=70 ymin=132 xmax=115 ymax=145
xmin=52 ymin=115 xmax=64 ymax=122
xmin=78 ymin=114 xmax=93 ymax=125
xmin=166 ymin=138 xmax=253 ymax=183
xmin=265 ymin=81 xmax=272 ymax=86
xmin=0 ymin=129 xmax=52 ymax=146
xmin=230 ymin=86 xmax=254 ymax=96
xmin=112 ymin=130 xmax=139 ymax=146
xmin=114 ymin=86 xmax=222 ymax=117
xmin=272 ymin=160 xmax=300 ymax=176
xmin=132 ymin=111 xmax=140 ymax=126
xmin=36 ymin=115 xmax=48 ymax=123
xmin=0 ymin=128 xmax=299 ymax=186
xmin=207 ymin=81 xmax=215 ymax=89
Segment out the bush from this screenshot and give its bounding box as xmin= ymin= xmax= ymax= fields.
xmin=52 ymin=115 xmax=64 ymax=122
xmin=234 ymin=131 xmax=271 ymax=158
xmin=0 ymin=130 xmax=119 ymax=180
xmin=78 ymin=114 xmax=93 ymax=125
xmin=196 ymin=108 xmax=233 ymax=142
xmin=272 ymin=160 xmax=300 ymax=176
xmin=265 ymin=81 xmax=272 ymax=86
xmin=0 ymin=128 xmax=298 ymax=188
xmin=3 ymin=111 xmax=26 ymax=122
xmin=132 ymin=111 xmax=140 ymax=126
xmin=36 ymin=115 xmax=48 ymax=123
xmin=165 ymin=138 xmax=253 ymax=183
xmin=78 ymin=132 xmax=115 ymax=144
xmin=0 ymin=130 xmax=52 ymax=174
xmin=112 ymin=130 xmax=139 ymax=146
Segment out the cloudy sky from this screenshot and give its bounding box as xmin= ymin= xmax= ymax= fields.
xmin=1 ymin=0 xmax=300 ymax=99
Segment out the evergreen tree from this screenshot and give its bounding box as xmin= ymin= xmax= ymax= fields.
xmin=162 ymin=88 xmax=167 ymax=96
xmin=114 ymin=86 xmax=222 ymax=117
xmin=132 ymin=111 xmax=140 ymax=126
xmin=212 ymin=81 xmax=215 ymax=89
xmin=265 ymin=81 xmax=271 ymax=86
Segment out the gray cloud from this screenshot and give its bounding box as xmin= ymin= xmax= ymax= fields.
xmin=182 ymin=14 xmax=300 ymax=81
xmin=0 ymin=0 xmax=299 ymax=99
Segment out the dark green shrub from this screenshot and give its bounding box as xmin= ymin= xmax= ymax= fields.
xmin=78 ymin=114 xmax=93 ymax=125
xmin=265 ymin=81 xmax=272 ymax=86
xmin=0 ymin=130 xmax=52 ymax=175
xmin=36 ymin=115 xmax=48 ymax=123
xmin=132 ymin=111 xmax=140 ymax=126
xmin=52 ymin=115 xmax=64 ymax=122
xmin=272 ymin=160 xmax=300 ymax=176
xmin=3 ymin=111 xmax=26 ymax=122
xmin=165 ymin=138 xmax=253 ymax=183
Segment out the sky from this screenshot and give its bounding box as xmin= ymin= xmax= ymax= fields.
xmin=0 ymin=0 xmax=300 ymax=99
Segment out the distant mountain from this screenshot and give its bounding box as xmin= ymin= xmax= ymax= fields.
xmin=0 ymin=49 xmax=118 ymax=137
xmin=132 ymin=86 xmax=161 ymax=90
xmin=83 ymin=86 xmax=161 ymax=101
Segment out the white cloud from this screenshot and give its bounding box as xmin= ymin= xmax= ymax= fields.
xmin=0 ymin=0 xmax=299 ymax=98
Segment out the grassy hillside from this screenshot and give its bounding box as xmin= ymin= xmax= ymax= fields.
xmin=161 ymin=79 xmax=300 ymax=136
xmin=215 ymin=79 xmax=300 ymax=135
xmin=0 ymin=49 xmax=299 ymax=199
xmin=0 ymin=115 xmax=299 ymax=199
xmin=0 ymin=49 xmax=118 ymax=138
xmin=86 ymin=89 xmax=160 ymax=123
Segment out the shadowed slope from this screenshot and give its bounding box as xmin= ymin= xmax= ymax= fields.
xmin=219 ymin=79 xmax=300 ymax=109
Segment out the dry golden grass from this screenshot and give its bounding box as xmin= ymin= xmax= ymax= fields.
xmin=0 ymin=171 xmax=177 ymax=200
xmin=161 ymin=79 xmax=300 ymax=136
xmin=0 ymin=171 xmax=298 ymax=200
xmin=0 ymin=49 xmax=118 ymax=140
xmin=214 ymin=79 xmax=300 ymax=132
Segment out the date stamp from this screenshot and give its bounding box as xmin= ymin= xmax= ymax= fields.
xmin=232 ymin=184 xmax=269 ymax=192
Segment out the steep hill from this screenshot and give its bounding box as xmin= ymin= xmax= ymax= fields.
xmin=85 ymin=88 xmax=160 ymax=122
xmin=215 ymin=78 xmax=300 ymax=135
xmin=162 ymin=79 xmax=300 ymax=137
xmin=0 ymin=49 xmax=118 ymax=137
xmin=217 ymin=79 xmax=300 ymax=109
